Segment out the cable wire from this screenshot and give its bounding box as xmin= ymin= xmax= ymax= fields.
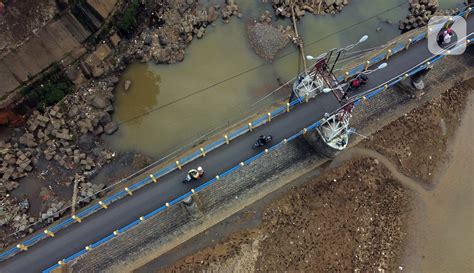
xmin=117 ymin=1 xmax=407 ymax=126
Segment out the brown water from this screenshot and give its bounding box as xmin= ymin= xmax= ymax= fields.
xmin=402 ymin=93 xmax=474 ymax=273
xmin=109 ymin=0 xmax=463 ymax=158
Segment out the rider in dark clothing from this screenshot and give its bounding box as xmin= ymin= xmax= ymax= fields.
xmin=258 ymin=135 xmax=268 ymax=146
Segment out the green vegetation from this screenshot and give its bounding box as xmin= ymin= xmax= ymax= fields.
xmin=21 ymin=65 xmax=74 ymax=111
xmin=117 ymin=0 xmax=142 ymax=35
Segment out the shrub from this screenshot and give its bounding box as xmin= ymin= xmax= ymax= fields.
xmin=21 ymin=65 xmax=74 ymax=111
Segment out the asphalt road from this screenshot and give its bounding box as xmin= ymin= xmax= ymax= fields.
xmin=1 ymin=13 xmax=472 ymax=273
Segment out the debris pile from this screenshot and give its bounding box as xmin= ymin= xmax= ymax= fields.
xmin=399 ymin=0 xmax=459 ymax=32
xmin=124 ymin=0 xmax=241 ymax=64
xmin=78 ymin=182 xmax=106 ymax=205
xmin=271 ymin=0 xmax=350 ymax=19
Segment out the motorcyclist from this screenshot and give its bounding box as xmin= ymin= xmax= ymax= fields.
xmin=188 ymin=166 xmax=204 ymax=180
xmin=257 ymin=135 xmax=269 ymax=146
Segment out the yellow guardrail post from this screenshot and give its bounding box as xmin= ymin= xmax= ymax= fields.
xmin=240 ymin=162 xmax=244 ymax=166
xmin=44 ymin=229 xmax=54 ymax=238
xmin=264 ymin=149 xmax=269 ymax=154
xmin=200 ymin=147 xmax=206 ymax=157
xmin=303 ymin=128 xmax=308 ymax=134
xmin=85 ymin=245 xmax=92 ymax=251
xmin=405 ymin=38 xmax=412 ymax=49
xmin=248 ymin=122 xmax=253 ymax=131
xmin=125 ymin=187 xmax=132 ymax=195
xmin=191 ymin=188 xmax=196 ymax=194
xmin=267 ymin=112 xmax=272 ymax=122
xmin=385 ymin=49 xmax=392 ymax=60
xmin=284 ymin=138 xmax=288 ymax=144
xmin=72 ymin=215 xmax=81 ymax=223
xmin=383 ymin=84 xmax=388 ymax=92
xmin=286 ymin=102 xmax=290 ymax=112
xmin=165 ymin=202 xmax=171 ymax=207
xmin=113 ymin=230 xmax=119 ymax=236
xmin=139 ymin=216 xmax=145 ymax=221
xmin=465 ymin=7 xmax=472 ymax=18
xmin=362 ymin=96 xmax=369 ymax=106
xmin=176 ymin=160 xmax=182 ymax=170
xmin=149 ymin=174 xmax=157 ymax=183
xmin=98 ymin=201 xmax=108 ymax=209
xmin=58 ymin=260 xmax=66 ymax=266
xmin=304 ymin=93 xmax=309 ymax=103
xmin=16 ymin=244 xmax=27 ymax=251
xmin=215 ymin=175 xmax=220 ymax=180
xmin=403 ymin=73 xmax=409 ymax=80
xmin=344 ymin=71 xmax=350 ymax=81
xmin=444 ymin=17 xmax=453 ymax=29
xmin=224 ymin=135 xmax=229 ymax=144
xmin=364 ymin=60 xmax=370 ymax=71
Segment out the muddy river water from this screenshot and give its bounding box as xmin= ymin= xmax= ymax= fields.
xmin=402 ymin=93 xmax=474 ymax=272
xmin=109 ymin=0 xmax=462 ymax=158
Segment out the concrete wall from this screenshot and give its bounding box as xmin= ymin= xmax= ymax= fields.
xmin=0 ymin=12 xmax=89 ymax=99
xmin=0 ymin=0 xmax=118 ymax=106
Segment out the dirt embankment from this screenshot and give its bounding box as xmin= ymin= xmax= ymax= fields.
xmin=157 ymin=79 xmax=473 ymax=272
xmin=364 ymin=79 xmax=474 ymax=186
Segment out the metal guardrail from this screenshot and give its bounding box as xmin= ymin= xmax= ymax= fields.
xmin=2 ymin=6 xmax=472 ymax=271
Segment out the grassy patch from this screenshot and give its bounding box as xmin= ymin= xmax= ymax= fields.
xmin=21 ymin=64 xmax=74 ymax=111
xmin=116 ymin=0 xmax=142 ymax=36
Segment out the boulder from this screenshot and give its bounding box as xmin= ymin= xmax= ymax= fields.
xmin=99 ymin=112 xmax=112 ymax=125
xmin=92 ymin=67 xmax=105 ymax=78
xmin=91 ymin=96 xmax=109 ymax=109
xmin=208 ymin=6 xmax=218 ymax=22
xmin=124 ymin=80 xmax=132 ymax=91
xmin=104 ymin=122 xmax=119 ymax=135
xmin=77 ymin=134 xmax=95 ymax=150
xmin=68 ymin=105 xmax=79 ymax=118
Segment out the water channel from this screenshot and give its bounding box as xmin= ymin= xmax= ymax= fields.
xmin=109 ymin=0 xmax=463 ymax=158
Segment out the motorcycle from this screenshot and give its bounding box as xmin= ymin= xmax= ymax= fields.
xmin=347 ymin=74 xmax=368 ymax=92
xmin=182 ymin=166 xmax=204 ymax=183
xmin=253 ymin=135 xmax=273 ymax=149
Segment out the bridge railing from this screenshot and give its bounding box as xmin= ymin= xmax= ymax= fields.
xmin=42 ymin=115 xmax=322 ymax=273
xmin=337 ymin=8 xmax=473 ymax=82
xmin=43 ymin=32 xmax=474 ymax=273
xmin=3 ymin=5 xmax=472 ymax=269
xmin=0 ymin=85 xmax=306 ymax=263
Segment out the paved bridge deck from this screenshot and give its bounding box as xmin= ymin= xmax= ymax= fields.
xmin=1 ymin=11 xmax=473 ymax=273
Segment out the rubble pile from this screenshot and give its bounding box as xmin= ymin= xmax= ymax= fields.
xmin=0 ymin=149 xmax=33 ymax=193
xmin=78 ymin=182 xmax=106 ymax=205
xmin=40 ymin=199 xmax=68 ymax=223
xmin=0 ymin=196 xmax=27 ymax=232
xmin=247 ymin=21 xmax=291 ymax=61
xmin=221 ymin=0 xmax=241 ymax=23
xmin=399 ymin=0 xmax=459 ymax=32
xmin=124 ymin=0 xmax=240 ymax=64
xmin=270 ymin=0 xmax=350 ymax=19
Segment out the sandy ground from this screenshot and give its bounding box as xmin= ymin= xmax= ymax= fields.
xmin=154 ymin=79 xmax=473 ymax=272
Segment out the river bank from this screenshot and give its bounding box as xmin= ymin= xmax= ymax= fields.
xmin=0 ymin=0 xmax=467 ymax=255
xmin=146 ymin=78 xmax=473 ymax=272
